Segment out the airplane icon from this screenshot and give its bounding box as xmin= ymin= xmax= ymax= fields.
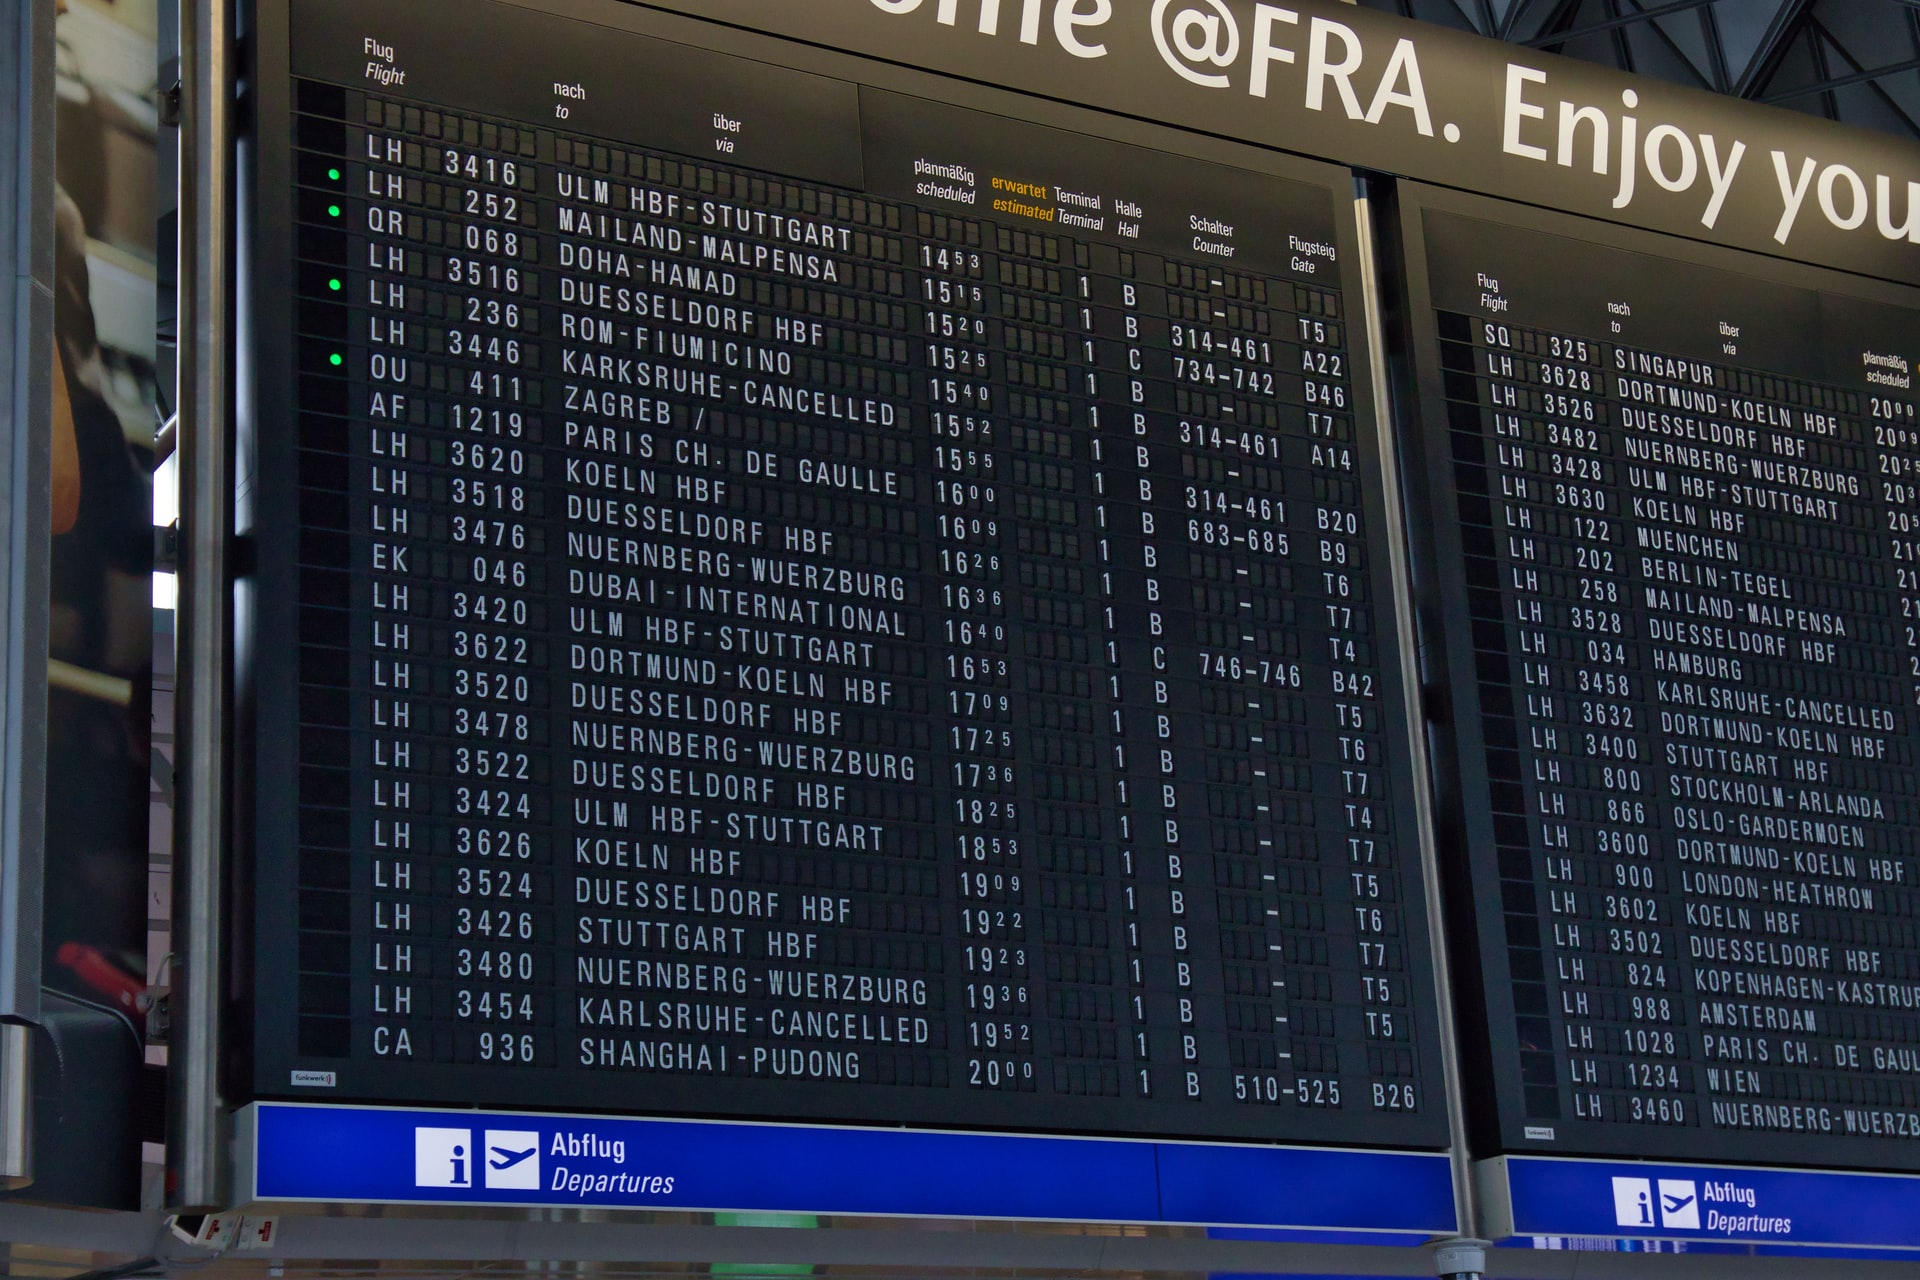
xmin=481 ymin=1128 xmax=542 ymax=1189
xmin=1656 ymin=1179 xmax=1701 ymax=1229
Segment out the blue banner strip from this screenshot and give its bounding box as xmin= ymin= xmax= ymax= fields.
xmin=1501 ymin=1155 xmax=1920 ymax=1250
xmin=248 ymin=1103 xmax=1454 ymax=1231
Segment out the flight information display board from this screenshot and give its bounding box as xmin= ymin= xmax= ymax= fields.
xmin=1399 ymin=185 xmax=1920 ymax=1169
xmin=242 ymin=0 xmax=1448 ymax=1150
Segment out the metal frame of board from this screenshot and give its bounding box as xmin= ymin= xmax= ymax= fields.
xmin=212 ymin=0 xmax=1468 ymax=1242
xmin=0 ymin=0 xmax=56 ymax=1193
xmin=146 ymin=0 xmax=1920 ymax=1267
xmin=1383 ymin=175 xmax=1920 ymax=1236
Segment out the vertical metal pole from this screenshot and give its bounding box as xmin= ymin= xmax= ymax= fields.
xmin=169 ymin=0 xmax=235 ymax=1212
xmin=0 ymin=0 xmax=58 ymax=1191
xmin=0 ymin=1025 xmax=28 ymax=1187
xmin=1349 ymin=177 xmax=1482 ymax=1246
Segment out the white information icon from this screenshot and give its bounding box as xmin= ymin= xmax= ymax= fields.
xmin=1611 ymin=1177 xmax=1655 ymax=1229
xmin=413 ymin=1127 xmax=475 ymax=1188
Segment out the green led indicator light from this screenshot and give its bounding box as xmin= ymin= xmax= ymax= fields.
xmin=328 ymin=278 xmax=342 ymax=291
xmin=327 ymin=167 xmax=341 ymax=180
xmin=327 ymin=204 xmax=341 ymax=217
xmin=328 ymin=353 xmax=343 ymax=367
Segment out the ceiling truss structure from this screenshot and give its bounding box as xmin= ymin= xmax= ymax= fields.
xmin=1353 ymin=0 xmax=1920 ymax=140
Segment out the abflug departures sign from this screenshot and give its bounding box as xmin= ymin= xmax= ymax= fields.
xmin=1401 ymin=186 xmax=1920 ymax=1173
xmin=245 ymin=0 xmax=1452 ymax=1155
xmin=648 ymin=0 xmax=1920 ymax=283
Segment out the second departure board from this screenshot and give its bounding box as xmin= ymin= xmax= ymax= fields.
xmin=241 ymin=0 xmax=1448 ymax=1150
xmin=1401 ymin=186 xmax=1920 ymax=1169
